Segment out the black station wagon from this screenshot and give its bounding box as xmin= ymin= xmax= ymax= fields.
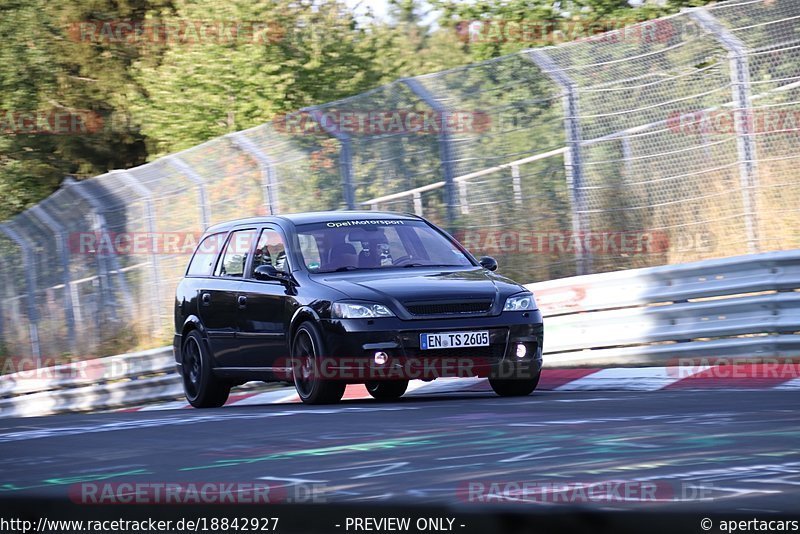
xmin=174 ymin=211 xmax=543 ymax=406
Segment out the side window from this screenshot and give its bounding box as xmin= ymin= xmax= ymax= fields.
xmin=214 ymin=229 xmax=255 ymax=278
xmin=186 ymin=233 xmax=225 ymax=276
xmin=251 ymin=228 xmax=289 ymax=276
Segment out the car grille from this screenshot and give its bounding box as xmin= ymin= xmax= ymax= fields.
xmin=405 ymin=300 xmax=493 ymax=316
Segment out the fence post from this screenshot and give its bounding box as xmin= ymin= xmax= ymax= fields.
xmin=229 ymin=133 xmax=280 ymax=215
xmin=169 ymin=156 xmax=211 ymax=228
xmin=511 ymin=164 xmax=523 ymax=205
xmin=620 ymin=137 xmax=634 ymax=180
xmin=0 ymin=224 xmax=40 ymax=358
xmin=527 ymin=50 xmax=591 ymax=275
xmin=0 ymin=265 xmax=11 ymax=347
xmin=64 ymin=178 xmax=132 ymax=312
xmin=0 ymin=267 xmax=5 ymax=343
xmin=688 ymin=8 xmax=760 ymax=253
xmin=401 ymin=78 xmax=459 ymax=228
xmin=306 ymin=108 xmax=356 ymax=210
xmin=65 ymin=182 xmax=110 ymax=327
xmin=115 ymin=171 xmax=163 ymax=333
xmin=458 ymin=182 xmax=469 ymax=215
xmin=30 ymin=205 xmax=78 ymax=355
xmin=412 ymin=192 xmax=424 ymax=216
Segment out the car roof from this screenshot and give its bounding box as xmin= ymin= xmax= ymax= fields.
xmin=203 ymin=211 xmax=419 ymax=234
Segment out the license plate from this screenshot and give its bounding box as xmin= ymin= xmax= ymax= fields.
xmin=420 ymin=331 xmax=490 ymax=350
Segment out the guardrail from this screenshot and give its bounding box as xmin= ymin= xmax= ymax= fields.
xmin=0 ymin=347 xmax=179 ymax=418
xmin=1 ymin=250 xmax=798 ymax=417
xmin=525 ymin=249 xmax=800 ymax=367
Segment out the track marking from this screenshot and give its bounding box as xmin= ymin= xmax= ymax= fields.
xmin=555 ymin=366 xmax=710 ymax=391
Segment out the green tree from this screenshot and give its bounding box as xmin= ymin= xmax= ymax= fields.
xmin=0 ymin=0 xmax=171 ymax=220
xmin=366 ymin=0 xmax=470 ymax=81
xmin=130 ymin=0 xmax=390 ymax=157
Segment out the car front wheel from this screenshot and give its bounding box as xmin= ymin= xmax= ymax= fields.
xmin=292 ymin=322 xmax=346 ymax=405
xmin=488 ymin=371 xmax=541 ymax=397
xmin=182 ymin=330 xmax=231 ymax=408
xmin=365 ymin=380 xmax=408 ymax=401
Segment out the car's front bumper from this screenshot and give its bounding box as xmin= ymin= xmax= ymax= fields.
xmin=316 ymin=311 xmax=543 ymax=381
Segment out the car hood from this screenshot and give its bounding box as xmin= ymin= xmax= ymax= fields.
xmin=318 ymin=267 xmax=528 ymax=307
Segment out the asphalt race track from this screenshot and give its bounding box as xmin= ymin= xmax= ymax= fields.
xmin=1 ymin=389 xmax=798 ymax=513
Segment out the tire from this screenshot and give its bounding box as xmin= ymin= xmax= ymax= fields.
xmin=489 ymin=370 xmax=541 ymax=397
xmin=291 ymin=322 xmax=346 ymax=405
xmin=181 ymin=330 xmax=231 ymax=408
xmin=365 ymin=380 xmax=408 ymax=401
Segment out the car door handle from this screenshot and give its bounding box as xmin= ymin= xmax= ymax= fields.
xmin=237 ymin=295 xmax=247 ymax=308
xmin=201 ymin=293 xmax=211 ymax=305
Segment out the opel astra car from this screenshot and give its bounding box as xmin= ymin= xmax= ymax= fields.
xmin=174 ymin=211 xmax=543 ymax=406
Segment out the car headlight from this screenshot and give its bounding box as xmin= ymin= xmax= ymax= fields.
xmin=503 ymin=293 xmax=536 ymax=311
xmin=331 ymin=302 xmax=395 ymax=319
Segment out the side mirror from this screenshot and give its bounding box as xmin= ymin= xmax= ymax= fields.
xmin=253 ymin=264 xmax=291 ymax=283
xmin=479 ymin=256 xmax=498 ymax=271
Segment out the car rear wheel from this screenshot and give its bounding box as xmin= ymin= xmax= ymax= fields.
xmin=488 ymin=370 xmax=541 ymax=397
xmin=365 ymin=380 xmax=408 ymax=401
xmin=182 ymin=330 xmax=231 ymax=408
xmin=292 ymin=322 xmax=346 ymax=405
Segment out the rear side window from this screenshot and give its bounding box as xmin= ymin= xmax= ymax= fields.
xmin=251 ymin=228 xmax=289 ymax=276
xmin=214 ymin=229 xmax=256 ymax=278
xmin=186 ymin=233 xmax=226 ymax=276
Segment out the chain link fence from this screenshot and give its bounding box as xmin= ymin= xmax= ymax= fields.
xmin=1 ymin=0 xmax=798 ymax=359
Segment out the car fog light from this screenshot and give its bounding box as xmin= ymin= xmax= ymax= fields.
xmin=515 ymin=343 xmax=527 ymax=358
xmin=374 ymin=351 xmax=389 ymax=365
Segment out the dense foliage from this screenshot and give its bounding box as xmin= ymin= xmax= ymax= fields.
xmin=0 ymin=0 xmax=708 ymax=219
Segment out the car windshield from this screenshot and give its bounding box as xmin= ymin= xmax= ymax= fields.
xmin=295 ymin=219 xmax=474 ymax=273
